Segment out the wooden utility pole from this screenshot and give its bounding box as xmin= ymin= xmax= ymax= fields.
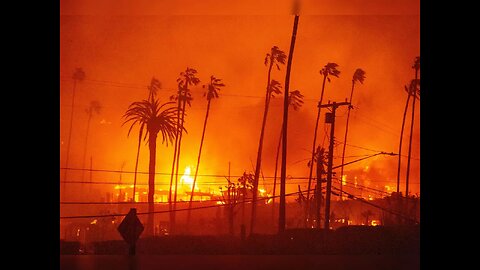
xmin=321 ymin=101 xmax=350 ymax=231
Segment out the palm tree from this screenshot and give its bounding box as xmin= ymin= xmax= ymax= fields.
xmin=271 ymin=90 xmax=303 ymax=224
xmin=250 ymin=46 xmax=286 ymax=235
xmin=168 ymin=67 xmax=199 ymax=234
xmin=339 ymin=68 xmax=365 ymax=200
xmin=305 ymin=62 xmax=340 ymax=227
xmin=131 ymin=78 xmax=162 ymax=202
xmin=405 ymin=57 xmax=420 ymax=198
xmin=251 ymin=46 xmax=286 ymax=234
xmin=186 ymin=75 xmax=225 ymax=228
xmin=396 ymin=79 xmax=416 ymax=194
xmin=123 ymin=98 xmax=180 ymax=236
xmin=63 ymin=68 xmax=85 ymax=200
xmin=279 ymin=4 xmax=301 ymax=233
xmin=81 ymin=101 xmax=102 ymax=183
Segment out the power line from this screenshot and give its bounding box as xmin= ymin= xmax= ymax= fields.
xmin=60 ymin=188 xmax=313 ymax=219
xmin=332 ymin=186 xmax=418 ymax=224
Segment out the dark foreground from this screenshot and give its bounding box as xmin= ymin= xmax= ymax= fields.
xmin=61 ymin=254 xmax=420 ymax=270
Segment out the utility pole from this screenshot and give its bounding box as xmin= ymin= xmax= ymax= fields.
xmin=321 ymin=100 xmax=350 ymax=231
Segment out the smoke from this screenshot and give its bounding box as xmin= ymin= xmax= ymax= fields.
xmin=60 ymin=3 xmax=420 ymax=201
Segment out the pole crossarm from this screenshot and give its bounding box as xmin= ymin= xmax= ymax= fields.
xmin=318 ymin=101 xmax=350 ymax=109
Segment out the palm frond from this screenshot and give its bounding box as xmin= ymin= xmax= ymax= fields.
xmin=288 ymin=90 xmax=304 ymax=110
xmin=205 ymin=75 xmax=225 ymax=101
xmin=269 ymin=79 xmax=283 ymax=98
xmin=353 ymin=68 xmax=366 ymax=84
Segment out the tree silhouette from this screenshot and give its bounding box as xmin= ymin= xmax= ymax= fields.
xmin=339 ymin=68 xmax=365 ymax=200
xmin=307 ymin=146 xmax=327 ymax=229
xmin=129 ymin=78 xmax=162 ymax=202
xmin=279 ymin=8 xmax=300 ymax=233
xmin=123 ymin=97 xmax=180 ymax=236
xmin=168 ymin=67 xmax=199 ymax=234
xmin=271 ymin=90 xmax=304 ymax=224
xmin=305 ymin=62 xmax=340 ymax=227
xmin=251 ymin=45 xmax=286 ymax=235
xmin=219 ymin=179 xmax=241 ymax=236
xmin=186 ymin=75 xmax=224 ymax=229
xmin=81 ymin=100 xmax=102 ymax=183
xmin=63 ymin=67 xmax=85 ymax=200
xmin=238 ymin=171 xmax=254 ymax=229
xmin=405 ymin=57 xmax=420 ymax=197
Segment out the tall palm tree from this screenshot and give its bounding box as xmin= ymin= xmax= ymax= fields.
xmin=63 ymin=68 xmax=86 ymax=200
xmin=271 ymin=90 xmax=303 ymax=223
xmin=279 ymin=4 xmax=301 ymax=233
xmin=396 ymin=79 xmax=416 ymax=194
xmin=81 ymin=101 xmax=102 ymax=182
xmin=250 ymin=46 xmax=286 ymax=235
xmin=130 ymin=78 xmax=162 ymax=202
xmin=123 ymin=98 xmax=180 ymax=236
xmin=186 ymin=75 xmax=225 ymax=227
xmin=339 ymin=68 xmax=365 ymax=200
xmin=405 ymin=57 xmax=420 ymax=198
xmin=168 ymin=67 xmax=199 ymax=234
xmin=305 ymin=62 xmax=340 ymax=227
xmin=250 ymin=46 xmax=286 ymax=234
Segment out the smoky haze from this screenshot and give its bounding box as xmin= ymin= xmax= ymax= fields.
xmin=60 ymin=1 xmax=420 ymax=202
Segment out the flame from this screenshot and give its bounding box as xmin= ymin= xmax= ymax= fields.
xmin=363 ymin=165 xmax=369 ymax=172
xmin=181 ymin=166 xmax=195 ymax=191
xmin=90 ymin=219 xmax=97 ymax=225
xmin=341 ymin=175 xmax=347 ymax=186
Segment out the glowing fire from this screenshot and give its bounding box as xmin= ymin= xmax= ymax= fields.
xmin=341 ymin=175 xmax=347 ymax=186
xmin=181 ymin=166 xmax=195 ymax=191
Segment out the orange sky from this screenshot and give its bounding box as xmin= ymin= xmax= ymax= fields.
xmin=60 ymin=0 xmax=420 ymax=201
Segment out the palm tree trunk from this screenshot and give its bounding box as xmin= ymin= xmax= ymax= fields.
xmin=271 ymin=126 xmax=283 ymax=226
xmin=405 ymin=80 xmax=418 ymax=197
xmin=279 ymin=14 xmax=300 ymax=233
xmin=147 ymin=132 xmax=158 ymax=237
xmin=187 ymin=99 xmax=212 ymax=228
xmin=339 ymin=82 xmax=356 ymax=201
xmin=132 ymin=128 xmax=143 ymax=202
xmin=172 ymin=98 xmax=188 ymax=232
xmin=250 ymin=60 xmax=274 ymax=236
xmin=168 ymin=98 xmax=181 ymax=232
xmin=81 ymin=111 xmax=93 ymax=182
xmin=397 ymin=91 xmax=411 ymax=194
xmin=63 ymin=79 xmax=77 ymax=200
xmin=305 ymin=74 xmax=327 ymax=227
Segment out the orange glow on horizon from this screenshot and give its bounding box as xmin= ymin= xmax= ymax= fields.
xmin=60 ymin=0 xmax=420 ymax=203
